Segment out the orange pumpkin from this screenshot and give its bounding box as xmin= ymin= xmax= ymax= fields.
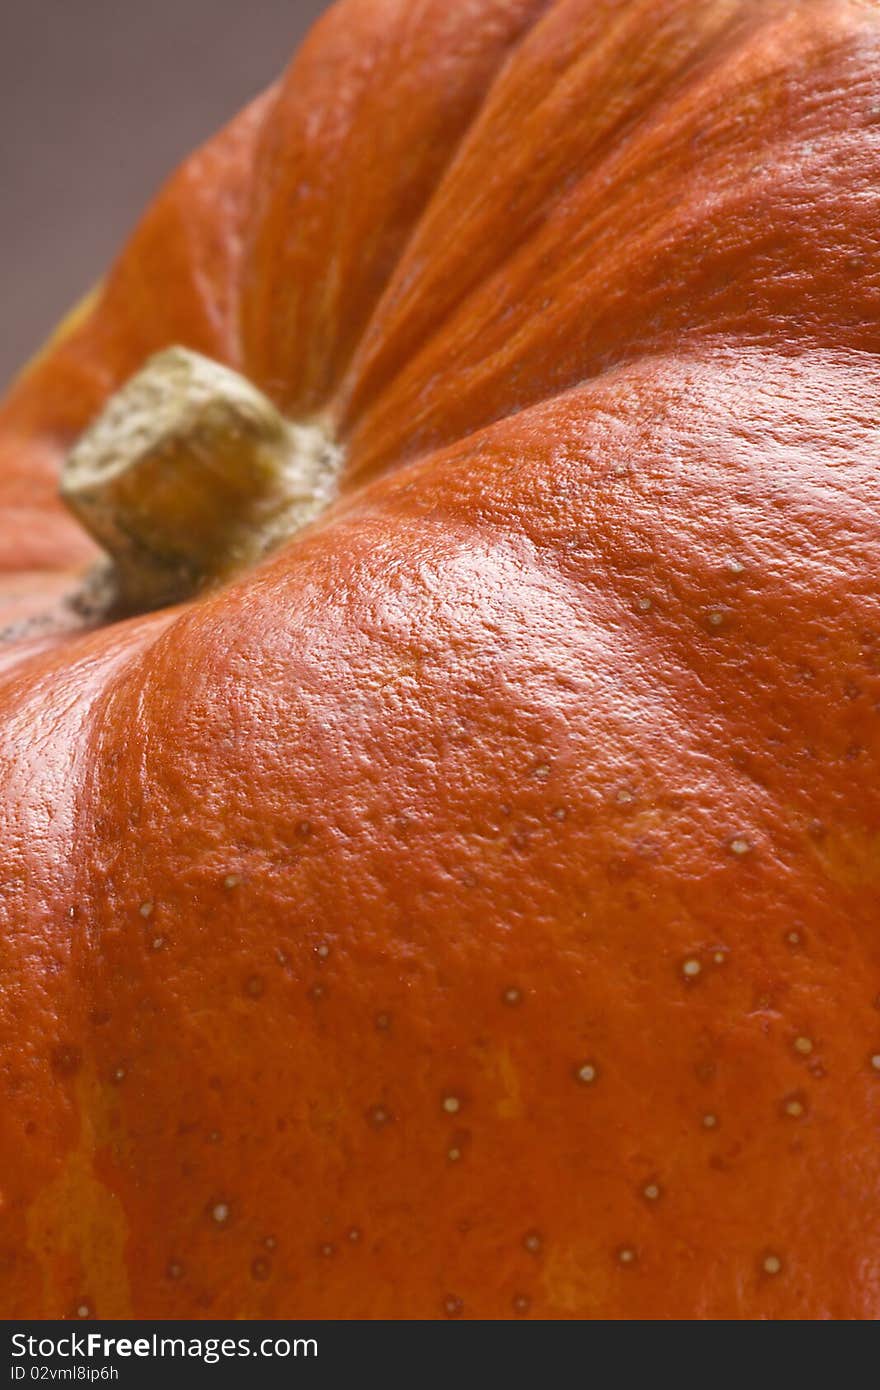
xmin=1 ymin=0 xmax=879 ymax=1321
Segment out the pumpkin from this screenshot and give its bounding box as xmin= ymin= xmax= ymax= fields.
xmin=1 ymin=0 xmax=879 ymax=1321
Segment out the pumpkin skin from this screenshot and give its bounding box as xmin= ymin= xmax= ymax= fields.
xmin=1 ymin=0 xmax=880 ymax=1321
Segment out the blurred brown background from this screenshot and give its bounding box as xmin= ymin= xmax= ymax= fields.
xmin=0 ymin=0 xmax=330 ymax=388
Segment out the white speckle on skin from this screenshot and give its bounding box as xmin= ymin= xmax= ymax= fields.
xmin=447 ymin=1147 xmax=462 ymax=1162
xmin=112 ymin=1066 xmax=126 ymax=1083
xmin=682 ymin=958 xmax=702 ymax=980
xmin=763 ymin=1254 xmax=782 ymax=1276
xmin=347 ymin=1228 xmax=361 ymax=1243
xmin=702 ymin=1113 xmax=718 ymax=1129
xmin=784 ymin=1098 xmax=805 ymax=1117
xmin=642 ymin=1183 xmax=661 ymax=1201
xmin=264 ymin=1235 xmax=277 ymax=1250
xmin=523 ymin=1231 xmax=542 ymax=1254
xmin=713 ymin=951 xmax=726 ymax=965
xmin=503 ymin=987 xmax=522 ymax=1005
xmin=151 ymin=936 xmax=166 ymax=951
xmin=617 ymin=1247 xmax=637 ymax=1265
xmin=211 ymin=1202 xmax=230 ymax=1225
xmin=223 ymin=874 xmax=240 ymax=890
xmin=786 ymin=931 xmax=802 ymax=946
xmin=708 ymin=609 xmax=725 ymax=627
xmin=636 ymin=597 xmax=653 ymax=612
xmin=576 ymin=1062 xmax=598 ymax=1085
xmin=729 ymin=836 xmax=752 ymax=856
xmin=316 ymin=943 xmax=330 ymax=960
xmin=320 ymin=1243 xmax=335 ymax=1258
xmin=76 ymin=1304 xmax=90 ymax=1319
xmin=794 ymin=1036 xmax=814 ymax=1056
xmin=616 ymin=787 xmax=635 ymax=805
xmin=725 ymin=557 xmax=745 ymax=575
xmin=139 ymin=901 xmax=154 ymax=918
xmin=442 ymin=1095 xmax=461 ymax=1115
xmin=167 ymin=1261 xmax=183 ymax=1280
xmin=871 ymin=1055 xmax=880 ymax=1072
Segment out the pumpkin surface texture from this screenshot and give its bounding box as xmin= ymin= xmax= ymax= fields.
xmin=1 ymin=0 xmax=880 ymax=1321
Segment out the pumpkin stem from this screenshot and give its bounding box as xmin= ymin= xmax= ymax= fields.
xmin=60 ymin=347 xmax=339 ymax=613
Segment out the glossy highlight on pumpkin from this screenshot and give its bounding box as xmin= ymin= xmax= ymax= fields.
xmin=0 ymin=0 xmax=879 ymax=1320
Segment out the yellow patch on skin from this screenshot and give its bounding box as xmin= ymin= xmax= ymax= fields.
xmin=805 ymin=826 xmax=880 ymax=888
xmin=491 ymin=1046 xmax=524 ymax=1120
xmin=540 ymin=1243 xmax=607 ymax=1316
xmin=26 ymin=1071 xmax=131 ymax=1319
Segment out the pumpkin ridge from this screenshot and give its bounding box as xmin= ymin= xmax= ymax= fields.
xmin=239 ymin=0 xmax=555 ymax=417
xmin=336 ymin=0 xmax=770 ymax=442
xmin=342 ymin=0 xmax=880 ymax=475
xmin=315 ymin=0 xmax=560 ymax=413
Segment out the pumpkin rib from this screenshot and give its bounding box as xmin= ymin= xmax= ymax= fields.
xmin=340 ymin=0 xmax=880 ymax=476
xmin=335 ymin=0 xmax=766 ymax=438
xmin=8 ymin=338 xmax=875 ymax=1317
xmin=0 ymin=609 xmax=175 ymax=1320
xmin=4 ymin=335 xmax=879 ymax=1308
xmin=333 ymin=343 xmax=880 ymax=796
xmin=239 ymin=0 xmax=554 ymax=418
